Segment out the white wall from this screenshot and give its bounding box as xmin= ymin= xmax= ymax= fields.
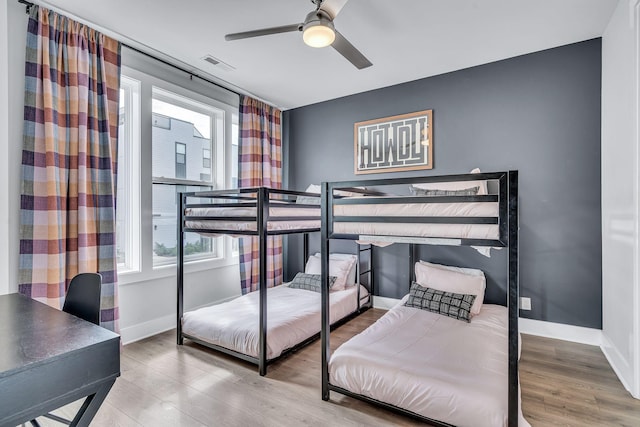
xmin=118 ymin=265 xmax=239 ymax=344
xmin=0 ymin=0 xmax=11 ymax=296
xmin=601 ymin=0 xmax=640 ymax=398
xmin=1 ymin=1 xmax=241 ymax=344
xmin=4 ymin=0 xmax=26 ymax=296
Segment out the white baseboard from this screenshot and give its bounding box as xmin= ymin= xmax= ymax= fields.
xmin=120 ymin=295 xmax=238 ymax=345
xmin=601 ymin=334 xmax=636 ymax=397
xmin=372 ymin=296 xmax=401 ymax=310
xmin=518 ymin=318 xmax=602 ymax=346
xmin=120 ymin=313 xmax=175 ymax=345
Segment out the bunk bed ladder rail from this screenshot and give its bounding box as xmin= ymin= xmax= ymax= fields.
xmin=257 ymin=187 xmax=269 ymax=376
xmin=177 ymin=192 xmax=186 ymax=345
xmin=320 ymin=182 xmax=331 ymax=400
xmin=507 ymin=171 xmax=519 ymax=427
xmin=357 ymin=244 xmax=374 ymax=311
xmin=495 ymin=170 xmax=520 ymax=427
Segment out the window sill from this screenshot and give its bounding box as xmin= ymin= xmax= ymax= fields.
xmin=118 ymin=255 xmax=239 ymax=286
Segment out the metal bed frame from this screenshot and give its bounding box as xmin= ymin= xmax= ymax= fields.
xmin=320 ymin=171 xmax=519 ymax=427
xmin=176 ymin=186 xmax=371 ymax=376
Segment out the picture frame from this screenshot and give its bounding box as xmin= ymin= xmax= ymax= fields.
xmin=354 ymin=109 xmax=433 ymax=175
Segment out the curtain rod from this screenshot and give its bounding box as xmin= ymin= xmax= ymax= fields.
xmin=16 ymin=0 xmax=278 ymax=107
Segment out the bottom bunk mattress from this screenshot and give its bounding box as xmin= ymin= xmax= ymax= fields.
xmin=329 ymin=301 xmax=530 ymax=427
xmin=182 ymin=284 xmax=368 ymax=360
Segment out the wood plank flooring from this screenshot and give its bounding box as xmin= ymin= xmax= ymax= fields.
xmin=31 ymin=309 xmax=640 ymax=426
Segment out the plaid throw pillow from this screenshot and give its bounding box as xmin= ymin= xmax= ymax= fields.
xmin=405 ymin=282 xmax=476 ymax=322
xmin=410 ymin=185 xmax=480 ymax=197
xmin=288 ymin=273 xmax=337 ymax=292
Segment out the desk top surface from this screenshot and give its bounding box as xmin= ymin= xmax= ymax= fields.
xmin=0 ymin=293 xmax=120 ymax=378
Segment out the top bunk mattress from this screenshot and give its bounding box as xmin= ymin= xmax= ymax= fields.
xmin=332 ymin=198 xmax=500 ymax=241
xmin=184 ymin=205 xmax=320 ymax=233
xmin=329 ymin=299 xmax=529 ymax=427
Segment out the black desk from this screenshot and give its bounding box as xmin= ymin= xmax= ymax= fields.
xmin=0 ymin=293 xmax=120 ymax=427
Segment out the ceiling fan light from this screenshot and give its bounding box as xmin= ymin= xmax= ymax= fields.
xmin=303 ymin=23 xmax=335 ymax=48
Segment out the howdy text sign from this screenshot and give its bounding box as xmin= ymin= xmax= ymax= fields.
xmin=354 ymin=110 xmax=433 ymax=174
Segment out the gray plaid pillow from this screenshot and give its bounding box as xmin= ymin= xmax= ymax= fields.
xmin=288 ymin=273 xmax=337 ymax=292
xmin=409 ymin=185 xmax=480 ymax=197
xmin=404 ymin=282 xmax=476 ymax=322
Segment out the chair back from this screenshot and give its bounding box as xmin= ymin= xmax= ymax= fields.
xmin=62 ymin=273 xmax=102 ymax=325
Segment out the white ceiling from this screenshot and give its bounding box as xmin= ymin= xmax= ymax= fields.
xmin=44 ymin=0 xmax=618 ymax=110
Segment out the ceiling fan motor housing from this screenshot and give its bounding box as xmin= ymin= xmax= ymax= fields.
xmin=302 ymin=10 xmax=335 ymax=47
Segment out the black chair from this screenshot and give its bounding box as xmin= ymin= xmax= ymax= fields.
xmin=29 ymin=273 xmax=102 ymax=426
xmin=62 ymin=272 xmax=102 ymax=325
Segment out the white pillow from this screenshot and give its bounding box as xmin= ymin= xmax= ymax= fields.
xmin=296 ymin=184 xmax=322 ymax=205
xmin=411 ymin=168 xmax=488 ymax=195
xmin=414 ymin=261 xmax=486 ymax=315
xmin=418 ymin=260 xmax=485 ymax=278
xmin=313 ymin=253 xmax=357 ymax=286
xmin=304 ymin=184 xmax=321 ymax=194
xmin=305 ymin=184 xmax=366 ymax=197
xmin=305 ymin=254 xmax=357 ymax=291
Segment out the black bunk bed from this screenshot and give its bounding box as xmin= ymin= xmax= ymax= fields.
xmin=319 ymin=171 xmax=520 ymax=427
xmin=176 ymin=186 xmax=372 ymax=376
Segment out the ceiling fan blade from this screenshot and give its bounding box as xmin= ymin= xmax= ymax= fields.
xmin=331 ymin=30 xmax=372 ymax=69
xmin=225 ymin=24 xmax=301 ymax=41
xmin=319 ymin=0 xmax=349 ymax=20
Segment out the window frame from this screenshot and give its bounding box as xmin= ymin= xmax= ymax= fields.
xmin=116 ymin=75 xmax=141 ymax=274
xmin=117 ymin=65 xmax=239 ymax=286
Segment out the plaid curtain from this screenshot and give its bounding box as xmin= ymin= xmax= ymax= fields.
xmin=19 ymin=6 xmax=121 ymax=332
xmin=238 ymin=96 xmax=282 ymax=295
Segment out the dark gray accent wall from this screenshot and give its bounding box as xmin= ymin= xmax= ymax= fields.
xmin=284 ymin=39 xmax=602 ymax=329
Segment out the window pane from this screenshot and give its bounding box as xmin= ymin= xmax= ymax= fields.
xmin=116 ymin=76 xmax=141 ymax=272
xmin=152 ymin=97 xmax=213 ymax=183
xmin=231 ymin=114 xmax=239 ymax=256
xmin=117 ymin=88 xmax=128 ymax=265
xmin=153 ymin=184 xmax=219 ymax=266
xmin=231 ymin=118 xmax=238 ymax=189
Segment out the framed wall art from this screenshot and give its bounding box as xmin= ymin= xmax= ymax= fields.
xmin=354 ymin=109 xmax=433 ymax=175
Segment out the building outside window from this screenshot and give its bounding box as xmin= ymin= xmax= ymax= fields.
xmin=151 ymin=88 xmax=221 ymax=267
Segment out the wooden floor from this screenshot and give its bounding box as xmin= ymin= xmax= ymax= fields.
xmin=33 ymin=309 xmax=640 ymax=426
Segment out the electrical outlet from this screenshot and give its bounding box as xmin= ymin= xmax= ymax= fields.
xmin=520 ymin=297 xmax=531 ymax=311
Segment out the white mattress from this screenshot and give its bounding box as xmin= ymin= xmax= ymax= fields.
xmin=184 ymin=205 xmax=320 ymax=232
xmin=185 ymin=200 xmax=498 ymax=240
xmin=329 ymin=300 xmax=530 ymax=427
xmin=333 ymin=199 xmax=499 ymax=240
xmin=182 ymin=284 xmax=369 ymax=360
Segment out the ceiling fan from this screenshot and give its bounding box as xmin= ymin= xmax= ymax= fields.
xmin=224 ymin=0 xmax=372 ymax=70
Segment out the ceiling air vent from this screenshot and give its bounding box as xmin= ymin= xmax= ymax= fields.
xmin=201 ymin=55 xmax=235 ymax=72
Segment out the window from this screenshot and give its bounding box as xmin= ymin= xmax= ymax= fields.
xmin=231 ymin=115 xmax=239 ymax=256
xmin=116 ymin=76 xmax=141 ymax=273
xmin=115 ymin=61 xmax=239 ymax=284
xmin=203 ymin=148 xmax=211 ymax=169
xmin=151 ymin=87 xmax=224 ymax=267
xmin=175 ymin=142 xmax=186 ymax=178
